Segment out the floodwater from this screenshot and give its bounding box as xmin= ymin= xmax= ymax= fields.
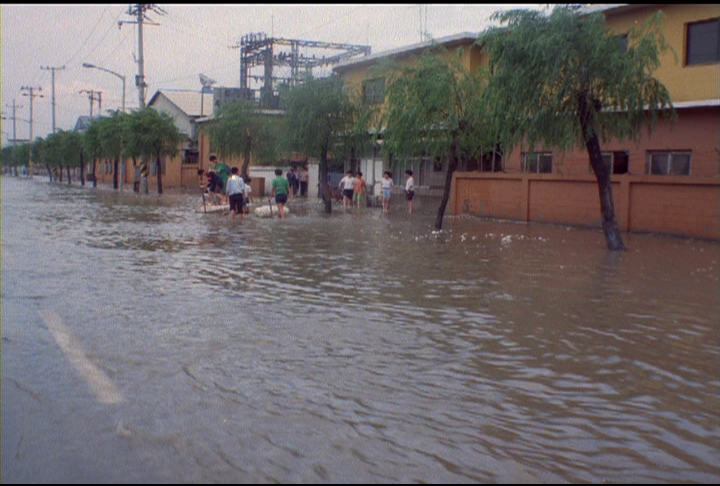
xmin=2 ymin=176 xmax=719 ymax=483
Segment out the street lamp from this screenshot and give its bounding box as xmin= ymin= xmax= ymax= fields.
xmin=82 ymin=62 xmax=126 ymax=113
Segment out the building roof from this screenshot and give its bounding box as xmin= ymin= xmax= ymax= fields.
xmin=73 ymin=115 xmax=93 ymax=132
xmin=577 ymin=4 xmax=663 ymax=16
xmin=147 ymin=89 xmax=213 ymax=117
xmin=333 ymin=31 xmax=480 ymax=73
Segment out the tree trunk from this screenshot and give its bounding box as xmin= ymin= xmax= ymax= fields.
xmin=113 ymin=157 xmax=119 ymax=190
xmin=320 ymin=145 xmax=332 ymax=214
xmin=46 ymin=164 xmax=52 ymax=183
xmin=156 ymin=152 xmax=163 ymax=194
xmin=80 ymin=153 xmax=85 ymax=186
xmin=435 ymin=141 xmax=459 ymax=231
xmin=66 ymin=165 xmax=72 ymax=185
xmin=140 ymin=156 xmax=149 ymax=193
xmin=242 ymin=132 xmax=251 ymax=179
xmin=578 ymin=93 xmax=626 ymax=251
xmin=92 ymin=158 xmax=97 ymax=188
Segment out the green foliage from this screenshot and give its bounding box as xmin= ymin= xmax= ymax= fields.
xmin=280 ymin=75 xmax=355 ymax=158
xmin=479 ymin=6 xmax=675 ymax=154
xmin=2 ymin=145 xmax=17 ymax=168
xmin=124 ymin=108 xmax=183 ymax=159
xmin=13 ymin=143 xmax=32 ymax=168
xmin=379 ymin=47 xmax=491 ymax=164
xmin=205 ymin=99 xmax=277 ymax=164
xmin=31 ymin=137 xmax=47 ymax=167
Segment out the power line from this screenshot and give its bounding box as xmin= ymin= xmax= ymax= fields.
xmin=62 ymin=5 xmax=111 ymax=67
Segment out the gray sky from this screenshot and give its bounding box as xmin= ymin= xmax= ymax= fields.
xmin=1 ymin=4 xmax=544 ymax=145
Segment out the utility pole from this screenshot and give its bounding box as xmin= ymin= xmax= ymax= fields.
xmin=40 ymin=65 xmax=65 ymax=133
xmin=119 ymin=4 xmax=165 ymax=109
xmin=80 ymin=89 xmax=102 ymax=118
xmin=20 ymin=86 xmax=43 ymax=142
xmin=4 ymin=99 xmax=24 ymax=146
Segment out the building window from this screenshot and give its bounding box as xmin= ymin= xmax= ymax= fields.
xmin=521 ymin=152 xmax=553 ymax=173
xmin=616 ymin=33 xmax=629 ymax=54
xmin=393 ymin=156 xmax=431 ymax=187
xmin=594 ymin=151 xmax=629 ymax=174
xmin=686 ymin=18 xmax=720 ymax=65
xmin=647 ymin=151 xmax=691 ymax=175
xmin=363 ymin=78 xmax=385 ymax=105
xmin=151 ymin=158 xmax=167 ymax=176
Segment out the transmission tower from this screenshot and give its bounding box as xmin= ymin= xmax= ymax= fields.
xmin=232 ymin=33 xmax=371 ymax=108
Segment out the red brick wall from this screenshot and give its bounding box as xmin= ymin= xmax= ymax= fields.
xmin=450 ymin=172 xmax=720 ymax=240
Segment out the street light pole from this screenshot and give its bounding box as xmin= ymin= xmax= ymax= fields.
xmin=82 ymin=63 xmax=126 ymax=113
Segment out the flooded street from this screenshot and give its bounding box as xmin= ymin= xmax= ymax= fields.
xmin=2 ymin=176 xmax=719 ymax=483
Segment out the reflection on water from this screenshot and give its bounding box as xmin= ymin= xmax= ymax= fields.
xmin=2 ymin=177 xmax=719 ymax=483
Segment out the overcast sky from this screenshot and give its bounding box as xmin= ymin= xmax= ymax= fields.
xmin=1 ymin=4 xmax=544 ymax=145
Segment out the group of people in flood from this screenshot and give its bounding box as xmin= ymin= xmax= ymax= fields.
xmin=198 ymin=153 xmax=416 ymax=220
xmin=197 ymin=154 xmax=253 ymax=221
xmin=336 ymin=168 xmax=414 ymax=214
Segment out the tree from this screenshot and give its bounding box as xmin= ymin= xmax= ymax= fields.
xmin=31 ymin=137 xmax=52 ymax=182
xmin=205 ymin=99 xmax=277 ymax=179
xmin=379 ymin=48 xmax=491 ymax=230
xmin=479 ymin=6 xmax=674 ymax=251
xmin=12 ymin=143 xmax=32 ymax=177
xmin=281 ymin=75 xmax=357 ymax=213
xmin=125 ymin=108 xmax=183 ymax=194
xmin=59 ymin=130 xmax=85 ymax=185
xmin=83 ymin=118 xmax=103 ymax=187
xmin=83 ymin=114 xmax=126 ymax=190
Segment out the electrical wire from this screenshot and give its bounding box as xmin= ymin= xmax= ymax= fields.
xmin=62 ymin=5 xmax=112 ymax=67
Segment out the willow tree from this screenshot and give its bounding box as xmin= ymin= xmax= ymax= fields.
xmin=205 ymin=99 xmax=277 ymax=179
xmin=280 ymin=75 xmax=356 ymax=214
xmin=380 ymin=48 xmax=490 ymax=230
xmin=479 ymin=6 xmax=674 ymax=251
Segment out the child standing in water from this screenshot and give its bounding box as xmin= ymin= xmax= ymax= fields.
xmin=404 ymin=169 xmax=415 ymax=214
xmin=381 ymin=171 xmax=393 ymax=214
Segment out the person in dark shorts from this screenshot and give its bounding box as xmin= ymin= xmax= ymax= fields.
xmin=404 ymin=169 xmax=415 ymax=214
xmin=271 ymin=168 xmax=290 ymax=219
xmin=226 ymin=167 xmax=246 ymax=222
xmin=206 ymin=169 xmax=222 ymax=205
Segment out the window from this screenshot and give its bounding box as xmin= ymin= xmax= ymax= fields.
xmin=595 ymin=151 xmax=629 ymax=175
xmin=479 ymin=148 xmax=504 ymax=172
xmin=151 ymin=158 xmax=167 ymax=176
xmin=686 ymin=18 xmax=720 ymax=65
xmin=616 ymin=33 xmax=629 ymax=54
xmin=521 ymin=152 xmax=553 ymax=173
xmin=647 ymin=151 xmax=691 ymax=175
xmin=363 ymin=78 xmax=385 ymax=105
xmin=393 ymin=157 xmax=432 ymax=187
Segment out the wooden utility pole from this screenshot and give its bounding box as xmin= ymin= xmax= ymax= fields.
xmin=119 ymin=4 xmax=165 ymax=109
xmin=20 ymin=86 xmax=43 ymax=142
xmin=40 ymin=65 xmax=65 ymax=133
